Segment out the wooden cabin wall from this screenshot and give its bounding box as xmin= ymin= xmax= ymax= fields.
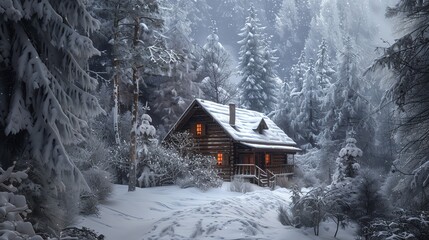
xmin=271 ymin=153 xmax=287 ymax=165
xmin=178 ymin=107 xmax=234 ymax=181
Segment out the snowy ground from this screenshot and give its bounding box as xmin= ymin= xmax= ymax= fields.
xmin=77 ymin=184 xmax=357 ymax=240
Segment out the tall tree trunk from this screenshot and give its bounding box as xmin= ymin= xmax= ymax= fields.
xmin=128 ymin=17 xmax=140 ymax=192
xmin=112 ymin=8 xmax=120 ymax=145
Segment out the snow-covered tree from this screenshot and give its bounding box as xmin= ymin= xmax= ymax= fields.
xmin=0 ymin=0 xmax=104 ymax=230
xmin=197 ymin=21 xmax=234 ymax=104
xmin=0 ymin=163 xmax=42 ymax=240
xmin=373 ymin=0 xmax=429 ymax=210
xmin=95 ymin=0 xmax=176 ymax=191
xmin=150 ymin=0 xmax=203 ymax=137
xmin=295 ymin=61 xmax=320 ymax=148
xmin=333 ymin=133 xmax=363 ymax=183
xmin=238 ymin=5 xmax=273 ymax=113
xmin=314 ymin=39 xmax=335 ymax=90
xmin=259 ymin=39 xmax=280 ymax=113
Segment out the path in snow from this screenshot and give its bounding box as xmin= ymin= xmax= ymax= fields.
xmin=77 ymin=184 xmax=356 ymax=240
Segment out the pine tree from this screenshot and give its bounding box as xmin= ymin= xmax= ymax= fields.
xmin=279 ymin=52 xmax=308 ymax=140
xmin=295 ymin=61 xmax=320 ymax=148
xmin=333 ymin=131 xmax=363 ymax=183
xmin=151 ymin=0 xmax=200 ymax=137
xmin=315 ymin=39 xmax=335 ymax=91
xmin=259 ymin=39 xmax=280 ymax=113
xmin=0 ymin=0 xmax=103 ymax=230
xmin=374 ymin=0 xmax=429 ymax=209
xmin=197 ymin=21 xmax=234 ymax=104
xmin=238 ymin=5 xmax=271 ymax=113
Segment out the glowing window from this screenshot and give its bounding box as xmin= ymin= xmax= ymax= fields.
xmin=196 ymin=123 xmax=202 ymax=136
xmin=217 ymin=152 xmax=223 ymax=165
xmin=265 ymin=153 xmax=271 ymax=165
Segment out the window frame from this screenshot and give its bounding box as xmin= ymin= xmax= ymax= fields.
xmin=195 ymin=123 xmax=203 ymax=136
xmin=265 ymin=153 xmax=271 ymax=166
xmin=217 ymin=152 xmax=223 ymax=165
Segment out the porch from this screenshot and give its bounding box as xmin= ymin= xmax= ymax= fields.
xmin=233 ymin=164 xmax=294 ymax=188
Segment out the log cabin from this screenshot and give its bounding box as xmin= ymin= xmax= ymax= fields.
xmin=164 ymin=98 xmax=300 ymax=187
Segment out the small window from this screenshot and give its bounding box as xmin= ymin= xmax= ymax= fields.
xmin=196 ymin=123 xmax=203 ymax=136
xmin=217 ymin=152 xmax=223 ymax=165
xmin=265 ymin=153 xmax=271 ymax=166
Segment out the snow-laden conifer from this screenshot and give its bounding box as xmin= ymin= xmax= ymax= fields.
xmin=197 ymin=21 xmax=234 ymax=104
xmin=0 ymin=0 xmax=104 ymax=230
xmin=237 ymin=5 xmax=267 ymax=113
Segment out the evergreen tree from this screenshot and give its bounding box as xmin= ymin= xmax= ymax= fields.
xmin=95 ymin=0 xmax=176 ymax=191
xmin=333 ymin=131 xmax=363 ymax=183
xmin=315 ymin=39 xmax=335 ymax=91
xmin=259 ymin=39 xmax=280 ymax=113
xmin=152 ymin=0 xmax=200 ymax=137
xmin=197 ymin=21 xmax=234 ymax=104
xmin=374 ymin=0 xmax=429 ymax=209
xmin=295 ymin=61 xmax=320 ymax=148
xmin=238 ymin=5 xmax=271 ymax=113
xmin=0 ymin=0 xmax=103 ymax=230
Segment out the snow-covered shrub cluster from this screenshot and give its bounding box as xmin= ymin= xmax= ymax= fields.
xmin=79 ymin=192 xmax=99 ymax=216
xmin=178 ymin=154 xmax=222 ymax=191
xmin=285 ymin=168 xmax=390 ymax=237
xmin=365 ymin=210 xmax=429 ymax=240
xmin=229 ymin=176 xmax=253 ymax=193
xmin=83 ymin=169 xmax=113 ymax=201
xmin=0 ymin=164 xmax=42 ymax=240
xmin=137 ymin=144 xmax=222 ymax=191
xmin=290 ymin=187 xmax=326 ymax=235
xmin=60 ymin=227 xmax=104 ymax=240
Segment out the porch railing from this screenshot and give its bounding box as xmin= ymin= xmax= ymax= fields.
xmin=234 ymin=164 xmax=294 ymax=188
xmin=266 ymin=164 xmax=294 ymax=175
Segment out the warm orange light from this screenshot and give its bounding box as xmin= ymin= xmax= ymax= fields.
xmin=217 ymin=152 xmax=223 ymax=165
xmin=265 ymin=153 xmax=270 ymax=165
xmin=196 ymin=123 xmax=202 ymax=136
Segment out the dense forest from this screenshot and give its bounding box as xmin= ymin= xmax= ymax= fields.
xmin=0 ymin=0 xmax=428 ymax=239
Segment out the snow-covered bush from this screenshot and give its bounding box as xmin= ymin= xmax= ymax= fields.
xmin=332 ymin=136 xmax=363 ymax=183
xmin=0 ymin=163 xmax=42 ymax=240
xmin=60 ymin=227 xmax=104 ymax=240
xmin=291 ymin=187 xmax=327 ymax=235
xmin=350 ymin=169 xmax=390 ymax=238
xmin=137 ymin=144 xmax=222 ymax=191
xmin=230 ymin=176 xmax=253 ymax=193
xmin=178 ymin=154 xmax=223 ymax=191
xmin=294 ymin=149 xmax=322 ymax=187
xmin=278 ymin=206 xmax=293 ymax=226
xmin=83 ymin=169 xmax=113 ymax=201
xmin=365 ymin=210 xmax=429 ymax=240
xmin=137 ymin=145 xmax=184 ymax=187
xmin=79 ymin=192 xmax=99 ymax=216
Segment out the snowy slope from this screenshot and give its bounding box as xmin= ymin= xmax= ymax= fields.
xmin=77 ymin=184 xmax=356 ymax=240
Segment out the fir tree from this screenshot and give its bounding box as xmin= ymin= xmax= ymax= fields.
xmin=259 ymin=39 xmax=280 ymax=113
xmin=333 ymin=131 xmax=363 ymax=183
xmin=0 ymin=0 xmax=103 ymax=230
xmin=374 ymin=0 xmax=429 ymax=209
xmin=238 ymin=5 xmax=271 ymax=113
xmin=295 ymin=61 xmax=320 ymax=148
xmin=197 ymin=21 xmax=234 ymax=104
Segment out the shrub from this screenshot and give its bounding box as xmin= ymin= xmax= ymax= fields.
xmin=83 ymin=169 xmax=113 ymax=201
xmin=230 ymin=176 xmax=253 ymax=193
xmin=278 ymin=206 xmax=293 ymax=226
xmin=80 ymin=192 xmax=99 ymax=216
xmin=0 ymin=163 xmax=43 ymax=240
xmin=60 ymin=227 xmax=104 ymax=240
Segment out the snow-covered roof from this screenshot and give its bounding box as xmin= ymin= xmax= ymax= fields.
xmin=194 ymin=99 xmax=298 ymax=149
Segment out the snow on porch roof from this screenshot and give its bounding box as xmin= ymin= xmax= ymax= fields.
xmin=195 ymin=99 xmax=299 ymax=149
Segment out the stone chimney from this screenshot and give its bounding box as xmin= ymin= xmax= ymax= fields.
xmin=229 ymin=103 xmax=236 ymax=126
